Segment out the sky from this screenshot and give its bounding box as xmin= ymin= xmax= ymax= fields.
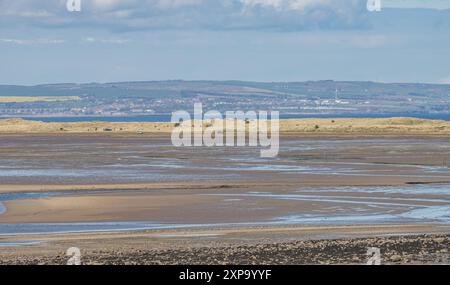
xmin=1 ymin=0 xmax=450 ymax=85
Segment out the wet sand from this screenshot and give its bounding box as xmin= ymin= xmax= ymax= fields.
xmin=1 ymin=133 xmax=450 ymax=264
xmin=1 ymin=225 xmax=450 ymax=265
xmin=2 ymin=184 xmax=450 ymax=226
xmin=1 ymin=134 xmax=450 ymax=187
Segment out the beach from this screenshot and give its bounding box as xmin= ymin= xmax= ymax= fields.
xmin=1 ymin=118 xmax=450 ymax=264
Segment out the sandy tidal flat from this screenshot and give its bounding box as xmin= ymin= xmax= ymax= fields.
xmin=1 ymin=123 xmax=450 ymax=264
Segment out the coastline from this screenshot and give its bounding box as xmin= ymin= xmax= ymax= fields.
xmin=1 ymin=226 xmax=450 ymax=265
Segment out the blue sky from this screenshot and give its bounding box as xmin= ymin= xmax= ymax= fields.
xmin=1 ymin=0 xmax=450 ymax=85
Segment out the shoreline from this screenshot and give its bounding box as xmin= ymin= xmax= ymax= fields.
xmin=1 ymin=227 xmax=450 ymax=265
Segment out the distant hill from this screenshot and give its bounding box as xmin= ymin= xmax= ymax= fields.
xmin=0 ymin=81 xmax=449 ymax=116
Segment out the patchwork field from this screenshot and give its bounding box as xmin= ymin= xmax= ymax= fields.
xmin=0 ymin=96 xmax=80 ymax=103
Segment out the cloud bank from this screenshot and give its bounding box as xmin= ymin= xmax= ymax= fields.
xmin=0 ymin=0 xmax=369 ymax=31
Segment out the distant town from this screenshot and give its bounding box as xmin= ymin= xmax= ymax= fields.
xmin=1 ymin=80 xmax=450 ymax=117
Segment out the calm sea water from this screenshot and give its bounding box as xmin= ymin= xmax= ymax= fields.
xmin=4 ymin=113 xmax=450 ymax=122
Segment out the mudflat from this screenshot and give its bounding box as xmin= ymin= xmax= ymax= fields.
xmin=1 ymin=123 xmax=450 ymax=264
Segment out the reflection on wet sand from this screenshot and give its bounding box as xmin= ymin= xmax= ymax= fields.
xmin=2 ymin=135 xmax=450 ymax=263
xmin=1 ymin=135 xmax=450 ymax=185
xmin=1 ymin=183 xmax=450 ymax=235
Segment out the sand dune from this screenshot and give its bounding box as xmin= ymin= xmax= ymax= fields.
xmin=0 ymin=117 xmax=450 ymax=135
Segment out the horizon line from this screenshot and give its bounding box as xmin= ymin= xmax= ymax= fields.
xmin=2 ymin=79 xmax=450 ymax=87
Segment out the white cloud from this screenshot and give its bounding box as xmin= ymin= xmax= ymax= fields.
xmin=383 ymin=0 xmax=450 ymax=10
xmin=82 ymin=37 xmax=130 ymax=44
xmin=241 ymin=0 xmax=330 ymax=11
xmin=155 ymin=0 xmax=204 ymax=9
xmin=92 ymin=0 xmax=125 ymax=9
xmin=0 ymin=38 xmax=66 ymax=45
xmin=0 ymin=0 xmax=369 ymax=31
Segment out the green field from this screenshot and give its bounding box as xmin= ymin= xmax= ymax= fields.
xmin=0 ymin=96 xmax=81 ymax=103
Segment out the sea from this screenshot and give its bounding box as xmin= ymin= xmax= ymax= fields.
xmin=3 ymin=113 xmax=450 ymax=123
